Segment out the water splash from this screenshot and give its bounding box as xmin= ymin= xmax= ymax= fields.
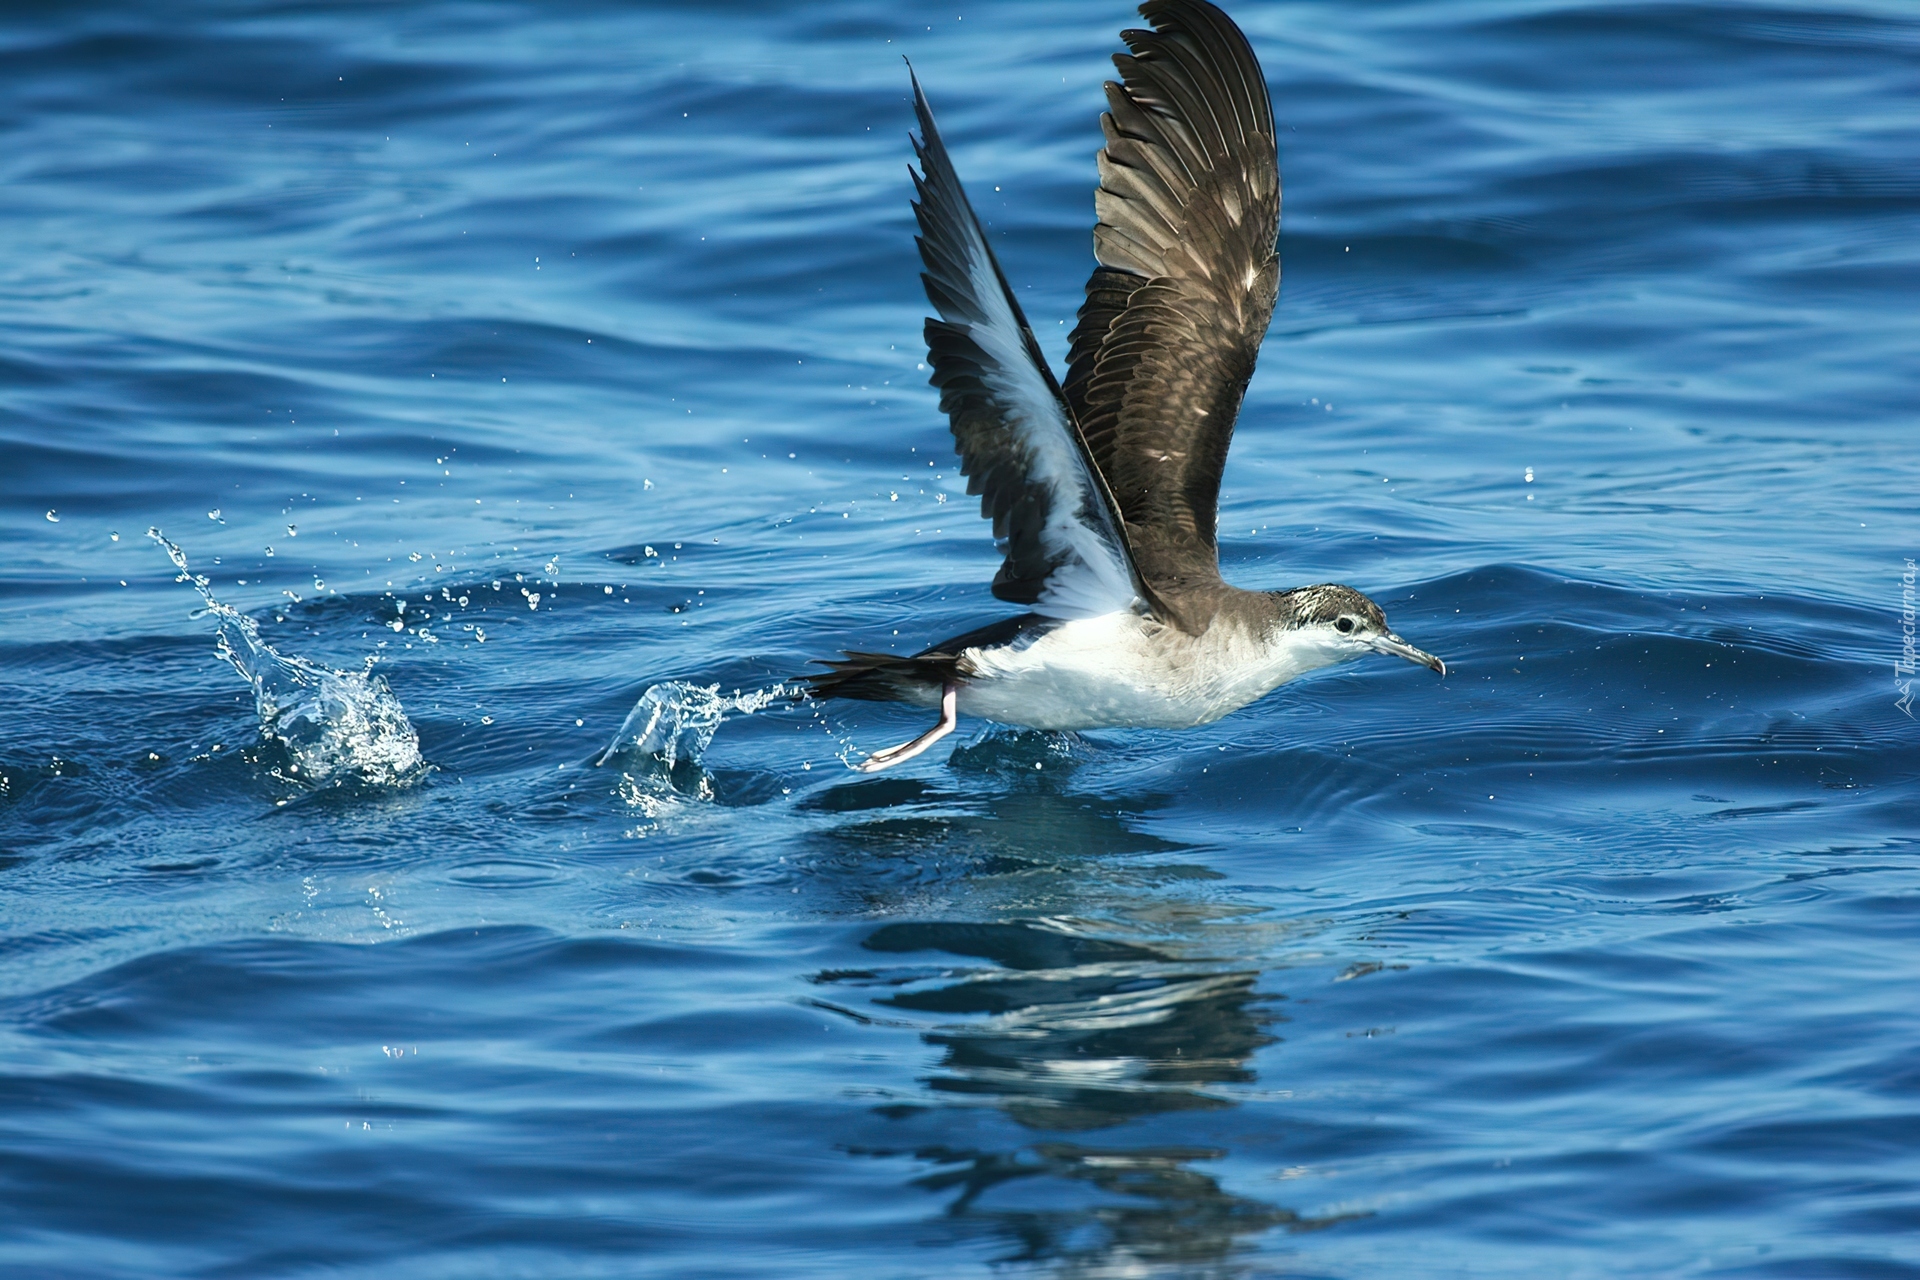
xmin=596 ymin=680 xmax=800 ymax=769
xmin=149 ymin=529 xmax=423 ymax=788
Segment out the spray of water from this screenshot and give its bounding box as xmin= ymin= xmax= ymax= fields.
xmin=596 ymin=680 xmax=801 ymax=769
xmin=149 ymin=528 xmax=424 ymax=788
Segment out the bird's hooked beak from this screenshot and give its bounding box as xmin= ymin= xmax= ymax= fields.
xmin=1367 ymin=631 xmax=1446 ymax=676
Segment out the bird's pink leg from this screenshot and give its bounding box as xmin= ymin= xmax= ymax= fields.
xmin=854 ymin=684 xmax=958 ymax=773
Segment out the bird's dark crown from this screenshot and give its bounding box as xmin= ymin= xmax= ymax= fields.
xmin=1269 ymin=583 xmax=1386 ymax=631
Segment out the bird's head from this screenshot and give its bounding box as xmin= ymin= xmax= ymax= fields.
xmin=1271 ymin=584 xmax=1446 ymax=676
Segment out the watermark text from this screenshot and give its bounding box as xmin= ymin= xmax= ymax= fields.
xmin=1898 ymin=558 xmax=1916 ymax=717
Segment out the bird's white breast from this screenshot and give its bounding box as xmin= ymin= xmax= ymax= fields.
xmin=949 ymin=612 xmax=1346 ymax=732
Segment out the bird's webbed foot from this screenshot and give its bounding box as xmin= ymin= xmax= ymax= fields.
xmin=853 ymin=684 xmax=957 ymax=773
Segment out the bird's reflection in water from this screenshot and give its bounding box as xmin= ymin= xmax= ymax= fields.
xmin=911 ymin=1143 xmax=1336 ymax=1278
xmin=807 ymin=753 xmax=1362 ymax=1276
xmin=865 ymin=921 xmax=1263 ymax=1130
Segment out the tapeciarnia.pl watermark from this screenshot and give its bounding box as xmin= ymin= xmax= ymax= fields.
xmin=1898 ymin=558 xmax=1917 ymax=717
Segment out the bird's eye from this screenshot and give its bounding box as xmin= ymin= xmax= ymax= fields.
xmin=1335 ymin=617 xmax=1355 ymax=634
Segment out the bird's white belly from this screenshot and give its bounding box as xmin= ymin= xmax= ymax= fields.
xmin=949 ymin=612 xmax=1323 ymax=732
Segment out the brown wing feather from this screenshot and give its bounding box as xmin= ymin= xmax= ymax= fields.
xmin=1063 ymin=0 xmax=1280 ymax=621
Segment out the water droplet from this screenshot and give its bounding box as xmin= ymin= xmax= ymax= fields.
xmin=148 ymin=530 xmax=422 ymax=788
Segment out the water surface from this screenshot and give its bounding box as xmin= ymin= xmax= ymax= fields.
xmin=3 ymin=1 xmax=1919 ymax=1276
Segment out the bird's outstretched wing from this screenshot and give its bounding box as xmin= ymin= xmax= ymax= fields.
xmin=909 ymin=71 xmax=1156 ymax=621
xmin=1063 ymin=0 xmax=1279 ymax=619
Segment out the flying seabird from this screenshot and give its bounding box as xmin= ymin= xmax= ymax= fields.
xmin=806 ymin=0 xmax=1444 ymax=773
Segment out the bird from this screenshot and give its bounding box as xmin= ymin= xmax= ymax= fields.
xmin=805 ymin=0 xmax=1444 ymax=773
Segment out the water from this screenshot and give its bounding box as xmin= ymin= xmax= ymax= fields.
xmin=146 ymin=527 xmax=425 ymax=791
xmin=2 ymin=0 xmax=1917 ymax=1275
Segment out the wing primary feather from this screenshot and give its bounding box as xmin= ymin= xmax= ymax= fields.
xmin=1059 ymin=1 xmax=1280 ymax=623
xmin=905 ymin=63 xmax=1169 ymax=621
xmin=909 ymin=71 xmax=1066 ymax=405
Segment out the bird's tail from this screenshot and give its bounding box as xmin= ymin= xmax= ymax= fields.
xmin=800 ymin=652 xmax=951 ymax=704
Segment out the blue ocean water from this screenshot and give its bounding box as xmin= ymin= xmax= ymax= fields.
xmin=3 ymin=0 xmax=1918 ymax=1274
